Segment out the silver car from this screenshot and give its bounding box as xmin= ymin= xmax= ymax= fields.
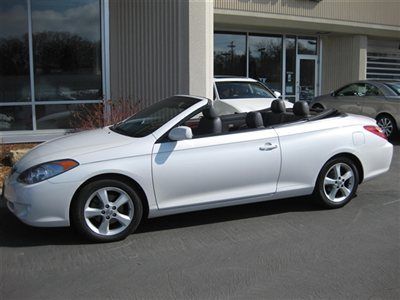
xmin=310 ymin=80 xmax=400 ymax=138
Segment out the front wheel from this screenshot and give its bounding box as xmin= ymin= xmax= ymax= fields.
xmin=314 ymin=157 xmax=359 ymax=208
xmin=71 ymin=179 xmax=143 ymax=242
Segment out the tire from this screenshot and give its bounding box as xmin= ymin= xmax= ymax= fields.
xmin=71 ymin=179 xmax=143 ymax=242
xmin=376 ymin=114 xmax=397 ymax=139
xmin=314 ymin=157 xmax=359 ymax=209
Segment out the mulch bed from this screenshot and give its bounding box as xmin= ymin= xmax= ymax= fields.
xmin=0 ymin=143 xmax=39 ymax=188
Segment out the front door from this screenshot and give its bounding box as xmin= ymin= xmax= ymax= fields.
xmin=152 ymin=129 xmax=281 ymax=210
xmin=333 ymin=83 xmax=364 ymax=114
xmin=296 ymin=55 xmax=318 ymax=102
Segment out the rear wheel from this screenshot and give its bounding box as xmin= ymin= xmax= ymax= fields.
xmin=376 ymin=114 xmax=397 ymax=139
xmin=314 ymin=157 xmax=359 ymax=208
xmin=71 ymin=179 xmax=143 ymax=242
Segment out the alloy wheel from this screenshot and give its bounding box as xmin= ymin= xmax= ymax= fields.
xmin=323 ymin=163 xmax=355 ymax=203
xmin=84 ymin=187 xmax=134 ymax=236
xmin=377 ymin=117 xmax=393 ymax=137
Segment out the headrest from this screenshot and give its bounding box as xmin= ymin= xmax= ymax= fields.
xmin=246 ymin=112 xmax=264 ymax=129
xmin=293 ymin=101 xmax=310 ymax=117
xmin=271 ymin=99 xmax=286 ymax=113
xmin=202 ymin=106 xmax=219 ymax=118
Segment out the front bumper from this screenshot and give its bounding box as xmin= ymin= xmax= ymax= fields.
xmin=3 ymin=172 xmax=78 ymax=227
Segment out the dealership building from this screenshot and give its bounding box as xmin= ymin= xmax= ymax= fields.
xmin=0 ymin=0 xmax=399 ymax=143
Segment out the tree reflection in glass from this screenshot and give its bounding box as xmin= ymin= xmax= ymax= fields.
xmin=32 ymin=0 xmax=102 ymax=101
xmin=0 ymin=0 xmax=31 ymax=103
xmin=249 ymin=35 xmax=282 ymax=93
xmin=214 ymin=33 xmax=246 ymax=76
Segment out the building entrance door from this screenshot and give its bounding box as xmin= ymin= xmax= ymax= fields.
xmin=296 ymin=55 xmax=318 ymax=102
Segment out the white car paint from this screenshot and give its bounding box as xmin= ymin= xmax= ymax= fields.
xmin=213 ymin=77 xmax=293 ymax=114
xmin=3 ymin=96 xmax=393 ymax=228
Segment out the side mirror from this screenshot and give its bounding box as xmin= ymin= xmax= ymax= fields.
xmin=330 ymin=91 xmax=336 ymax=97
xmin=273 ymin=91 xmax=282 ymax=98
xmin=168 ymin=126 xmax=193 ymax=141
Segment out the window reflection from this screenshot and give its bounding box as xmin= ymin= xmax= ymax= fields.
xmin=249 ymin=35 xmax=282 ymax=92
xmin=32 ymin=0 xmax=102 ymax=101
xmin=36 ymin=103 xmax=96 ymax=129
xmin=0 ymin=0 xmax=31 ymax=102
xmin=214 ymin=32 xmax=246 ymax=76
xmin=0 ymin=106 xmax=32 ymax=131
xmin=298 ymin=37 xmax=317 ymax=55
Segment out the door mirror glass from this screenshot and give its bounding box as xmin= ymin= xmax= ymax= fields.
xmin=273 ymin=91 xmax=282 ymax=98
xmin=168 ymin=126 xmax=193 ymax=141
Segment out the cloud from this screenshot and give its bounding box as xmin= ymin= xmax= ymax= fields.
xmin=0 ymin=4 xmax=28 ymax=39
xmin=0 ymin=1 xmax=100 ymax=41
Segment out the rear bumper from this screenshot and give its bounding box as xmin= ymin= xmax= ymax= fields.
xmin=361 ymin=140 xmax=393 ymax=182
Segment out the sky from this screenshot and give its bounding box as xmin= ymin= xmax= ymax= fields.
xmin=0 ymin=0 xmax=100 ymax=41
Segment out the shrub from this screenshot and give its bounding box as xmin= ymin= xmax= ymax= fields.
xmin=72 ymin=99 xmax=139 ymax=131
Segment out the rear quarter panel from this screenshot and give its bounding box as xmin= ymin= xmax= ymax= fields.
xmin=273 ymin=115 xmax=392 ymax=195
xmin=361 ymin=96 xmax=399 ymax=123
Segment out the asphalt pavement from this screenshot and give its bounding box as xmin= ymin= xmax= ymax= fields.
xmin=0 ymin=141 xmax=399 ymax=299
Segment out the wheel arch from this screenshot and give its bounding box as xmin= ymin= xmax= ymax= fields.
xmin=376 ymin=112 xmax=398 ymax=127
xmin=326 ymin=153 xmax=364 ymax=184
xmin=69 ymin=173 xmax=150 ymax=220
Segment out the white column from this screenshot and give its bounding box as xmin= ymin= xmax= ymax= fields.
xmin=188 ymin=0 xmax=214 ymax=99
xmin=321 ymin=35 xmax=367 ymax=94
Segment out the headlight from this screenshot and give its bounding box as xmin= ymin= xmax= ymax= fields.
xmin=18 ymin=159 xmax=79 ymax=184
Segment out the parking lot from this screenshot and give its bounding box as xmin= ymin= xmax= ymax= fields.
xmin=0 ymin=141 xmax=399 ymax=299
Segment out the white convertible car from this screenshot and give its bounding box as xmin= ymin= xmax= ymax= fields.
xmin=3 ymin=96 xmax=393 ymax=242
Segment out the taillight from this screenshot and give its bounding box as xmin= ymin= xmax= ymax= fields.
xmin=363 ymin=125 xmax=387 ymax=140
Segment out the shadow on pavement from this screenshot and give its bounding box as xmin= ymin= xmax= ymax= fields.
xmin=136 ymin=196 xmax=321 ymax=234
xmin=0 ymin=196 xmax=321 ymax=247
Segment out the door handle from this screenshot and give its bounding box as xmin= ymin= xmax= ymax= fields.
xmin=259 ymin=143 xmax=278 ymax=151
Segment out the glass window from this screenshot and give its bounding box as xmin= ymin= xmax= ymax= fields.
xmin=249 ymin=35 xmax=282 ymax=93
xmin=32 ymin=0 xmax=102 ymax=101
xmin=216 ymin=81 xmax=274 ymax=99
xmin=299 ymin=59 xmax=316 ymax=102
xmin=214 ymin=32 xmax=246 ymax=76
xmin=0 ymin=0 xmax=31 ymax=103
xmin=0 ymin=105 xmax=32 ymax=131
xmin=35 ymin=103 xmax=98 ymax=130
xmin=285 ymin=36 xmax=296 ymax=97
xmin=365 ymin=84 xmax=383 ymax=96
xmin=298 ymin=37 xmax=317 ymax=55
xmin=384 ymin=82 xmax=400 ymax=96
xmin=336 ymin=84 xmax=366 ymax=97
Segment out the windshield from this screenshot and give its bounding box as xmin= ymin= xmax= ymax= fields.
xmin=384 ymin=82 xmax=400 ymax=96
xmin=111 ymin=96 xmax=201 ymax=137
xmin=216 ymin=81 xmax=275 ymax=100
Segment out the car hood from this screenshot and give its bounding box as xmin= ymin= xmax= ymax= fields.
xmin=218 ymin=98 xmax=293 ymax=112
xmin=14 ymin=128 xmax=136 ymax=172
